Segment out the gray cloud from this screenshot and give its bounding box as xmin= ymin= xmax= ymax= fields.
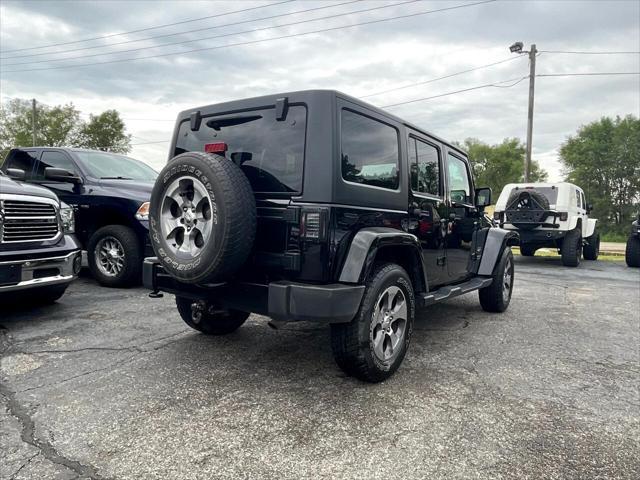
xmin=1 ymin=0 xmax=638 ymax=176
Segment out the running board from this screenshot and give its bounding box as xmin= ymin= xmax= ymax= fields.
xmin=419 ymin=277 xmax=493 ymax=307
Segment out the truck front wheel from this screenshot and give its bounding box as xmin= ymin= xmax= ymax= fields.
xmin=175 ymin=296 xmax=249 ymax=335
xmin=330 ymin=263 xmax=415 ymax=383
xmin=520 ymin=245 xmax=536 ymax=257
xmin=583 ymin=232 xmax=600 ymax=260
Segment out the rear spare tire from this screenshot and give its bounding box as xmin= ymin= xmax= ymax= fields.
xmin=505 ymin=189 xmax=551 ymax=231
xmin=149 ymin=152 xmax=256 ymax=284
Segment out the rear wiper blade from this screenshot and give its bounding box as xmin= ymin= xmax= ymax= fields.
xmin=101 ymin=176 xmax=133 ymax=180
xmin=206 ymin=114 xmax=262 ymax=131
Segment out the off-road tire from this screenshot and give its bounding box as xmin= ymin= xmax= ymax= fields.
xmin=626 ymin=235 xmax=640 ymax=267
xmin=36 ymin=284 xmax=69 ymax=304
xmin=330 ymin=263 xmax=415 ymax=383
xmin=583 ymin=232 xmax=600 ymax=261
xmin=175 ymin=296 xmax=249 ymax=335
xmin=506 ymin=189 xmax=550 ymax=230
xmin=561 ymin=228 xmax=582 ymax=267
xmin=88 ymin=225 xmax=142 ymax=287
xmin=506 ymin=189 xmax=550 ymax=210
xmin=479 ymin=248 xmax=514 ymax=313
xmin=149 ymin=152 xmax=256 ymax=284
xmin=519 ymin=245 xmax=536 ymax=257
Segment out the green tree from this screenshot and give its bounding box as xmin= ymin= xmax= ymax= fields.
xmin=0 ymin=99 xmax=82 ymax=156
xmin=458 ymin=137 xmax=547 ymax=199
xmin=0 ymin=99 xmax=131 ymax=158
xmin=560 ymin=115 xmax=640 ymax=233
xmin=78 ymin=110 xmax=131 ymax=153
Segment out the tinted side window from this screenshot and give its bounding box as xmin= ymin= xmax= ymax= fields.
xmin=446 ymin=153 xmax=471 ymax=204
xmin=581 ymin=192 xmax=586 ymax=210
xmin=36 ymin=151 xmax=80 ymax=180
xmin=410 ymin=137 xmax=440 ymax=196
xmin=5 ymin=150 xmax=38 ymax=179
xmin=341 ymin=109 xmax=399 ymax=190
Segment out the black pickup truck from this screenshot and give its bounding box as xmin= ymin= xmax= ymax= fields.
xmin=2 ymin=147 xmax=157 ymax=287
xmin=0 ymin=171 xmax=81 ymax=303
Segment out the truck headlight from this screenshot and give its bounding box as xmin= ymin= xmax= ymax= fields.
xmin=136 ymin=202 xmax=150 ymax=221
xmin=60 ymin=202 xmax=75 ymax=234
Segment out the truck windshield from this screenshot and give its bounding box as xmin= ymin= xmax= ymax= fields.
xmin=174 ymin=105 xmax=307 ymax=193
xmin=74 ymin=151 xmax=158 ymax=181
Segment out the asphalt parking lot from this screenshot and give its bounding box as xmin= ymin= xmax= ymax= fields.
xmin=1 ymin=257 xmax=638 ymax=480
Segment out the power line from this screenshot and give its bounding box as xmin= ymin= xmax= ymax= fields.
xmin=539 ymin=50 xmax=640 ymax=55
xmin=537 ymin=72 xmax=640 ymax=77
xmin=1 ymin=0 xmax=497 ymax=74
xmin=1 ymin=0 xmax=362 ymax=61
xmin=380 ymin=76 xmax=528 ymax=108
xmin=0 ymin=0 xmax=295 ymax=54
xmin=3 ymin=0 xmax=422 ymax=67
xmin=381 ymin=71 xmax=640 ymax=108
xmin=361 ymin=56 xmax=522 ymax=98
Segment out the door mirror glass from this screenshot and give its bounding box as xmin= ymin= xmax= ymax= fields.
xmin=450 ymin=190 xmax=467 ymax=204
xmin=475 ymin=187 xmax=492 ymax=208
xmin=44 ymin=167 xmax=83 ymax=184
xmin=6 ymin=168 xmax=26 ymax=181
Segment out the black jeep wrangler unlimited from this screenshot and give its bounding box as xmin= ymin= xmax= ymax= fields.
xmin=144 ymin=90 xmax=517 ymax=382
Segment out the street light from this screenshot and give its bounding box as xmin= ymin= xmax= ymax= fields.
xmin=509 ymin=42 xmax=524 ymax=54
xmin=510 ymin=41 xmax=537 ymax=183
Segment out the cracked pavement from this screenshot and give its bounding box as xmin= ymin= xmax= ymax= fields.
xmin=1 ymin=257 xmax=638 ymax=479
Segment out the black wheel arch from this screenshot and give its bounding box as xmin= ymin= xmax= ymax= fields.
xmin=477 ymin=228 xmax=519 ymax=276
xmin=338 ymin=227 xmax=428 ymax=294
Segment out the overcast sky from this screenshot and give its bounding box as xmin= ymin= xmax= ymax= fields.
xmin=1 ymin=0 xmax=638 ymax=180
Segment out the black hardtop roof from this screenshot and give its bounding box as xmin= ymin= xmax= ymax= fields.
xmin=177 ymin=89 xmax=468 ymax=157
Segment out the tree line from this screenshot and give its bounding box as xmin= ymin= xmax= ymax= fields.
xmin=0 ymin=98 xmax=131 ymax=158
xmin=1 ymin=98 xmax=637 ymax=237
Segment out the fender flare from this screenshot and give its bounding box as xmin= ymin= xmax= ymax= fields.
xmin=477 ymin=228 xmax=519 ymax=276
xmin=338 ymin=227 xmax=428 ymax=291
xmin=585 ymin=218 xmax=597 ymax=238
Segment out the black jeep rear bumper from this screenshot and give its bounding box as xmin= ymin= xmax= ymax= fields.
xmin=143 ymin=257 xmax=364 ymax=323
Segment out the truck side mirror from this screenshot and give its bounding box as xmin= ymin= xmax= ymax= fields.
xmin=6 ymin=168 xmax=26 ymax=181
xmin=586 ymin=203 xmax=593 ymax=214
xmin=44 ymin=167 xmax=83 ymax=185
xmin=475 ymin=187 xmax=492 ymax=208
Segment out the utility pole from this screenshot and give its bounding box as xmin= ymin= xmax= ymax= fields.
xmin=31 ymin=98 xmax=37 ymax=146
xmin=524 ymin=44 xmax=537 ymax=183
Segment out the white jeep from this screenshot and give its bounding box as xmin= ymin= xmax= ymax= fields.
xmin=493 ymin=182 xmax=599 ymax=267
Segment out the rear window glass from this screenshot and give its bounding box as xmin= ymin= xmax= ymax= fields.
xmin=175 ymin=105 xmax=307 ymax=193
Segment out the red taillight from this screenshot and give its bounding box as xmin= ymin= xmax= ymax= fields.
xmin=300 ymin=208 xmax=328 ymax=242
xmin=204 ymin=142 xmax=228 ymax=154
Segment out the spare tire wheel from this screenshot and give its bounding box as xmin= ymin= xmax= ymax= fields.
xmin=149 ymin=152 xmax=256 ymax=284
xmin=505 ymin=189 xmax=551 ymax=230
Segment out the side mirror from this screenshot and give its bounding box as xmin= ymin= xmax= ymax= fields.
xmin=586 ymin=203 xmax=593 ymax=214
xmin=475 ymin=187 xmax=492 ymax=208
xmin=6 ymin=168 xmax=26 ymax=181
xmin=44 ymin=167 xmax=83 ymax=184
